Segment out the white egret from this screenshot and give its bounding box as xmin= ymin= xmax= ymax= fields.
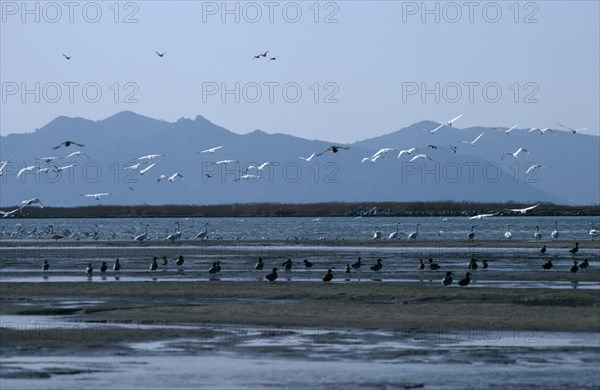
xmin=139 ymin=163 xmax=156 ymax=175
xmin=137 ymin=154 xmax=165 ymax=161
xmin=409 ymin=154 xmax=432 ymax=162
xmin=525 ymin=164 xmax=544 ymax=175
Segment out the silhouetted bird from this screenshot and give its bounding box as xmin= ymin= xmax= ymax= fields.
xmin=344 ymin=264 xmax=351 ymax=273
xmin=62 ymin=53 xmax=72 ymax=60
xmin=113 ymin=258 xmax=121 ymax=271
xmin=155 ymin=51 xmax=166 ymax=57
xmin=255 ymin=257 xmax=264 ymax=271
xmin=570 ymin=260 xmax=579 ymax=273
xmin=540 ymin=245 xmax=547 ymax=254
xmin=569 ymin=242 xmax=579 ymax=254
xmin=579 ymin=259 xmax=589 ymax=270
xmin=458 ymin=272 xmax=472 ymax=287
xmin=303 ymin=259 xmax=313 ymax=269
xmin=42 ymin=260 xmax=49 ymax=271
xmin=428 ymin=258 xmax=440 ymax=271
xmin=542 ymin=260 xmax=553 ymax=270
xmin=482 ymin=260 xmax=488 ymax=269
xmin=468 ymin=258 xmax=478 ymax=270
xmin=370 ymin=258 xmax=382 ymax=272
xmin=351 ymin=257 xmax=362 ymax=270
xmin=265 ymin=267 xmax=278 ymax=282
xmin=322 ymin=269 xmax=333 ymax=282
xmin=176 ymin=255 xmax=184 ymax=266
xmin=282 ymin=258 xmax=292 ymax=270
xmin=53 ymin=140 xmax=84 ymax=149
xmin=150 ymin=257 xmax=158 ymax=271
xmin=442 ymin=271 xmax=453 ymax=286
xmin=417 ymin=258 xmax=425 ymax=270
xmin=162 ymin=256 xmax=168 ymax=266
xmin=317 ymin=146 xmax=350 ymax=156
xmin=100 ymin=261 xmax=107 ymax=272
xmin=85 ymin=263 xmax=93 ymax=274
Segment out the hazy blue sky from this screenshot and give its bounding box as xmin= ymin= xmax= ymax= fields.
xmin=1 ymin=1 xmax=598 ymax=142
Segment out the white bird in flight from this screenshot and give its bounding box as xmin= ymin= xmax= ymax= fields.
xmin=503 ymin=124 xmax=519 ymax=134
xmin=215 ymin=160 xmax=238 ymax=165
xmin=361 ymin=155 xmax=383 ymax=163
xmin=397 ymin=148 xmax=418 ymax=158
xmin=460 ymin=132 xmax=484 ymax=146
xmin=299 ymin=153 xmax=317 ymax=162
xmin=137 ymin=154 xmax=165 ymax=161
xmin=81 ymin=193 xmax=113 ymax=200
xmin=235 ymin=174 xmax=262 ymax=182
xmin=37 ymin=156 xmax=61 ymax=163
xmin=158 ymin=173 xmax=184 ymax=182
xmin=63 ymin=151 xmax=91 ymax=160
xmin=0 ymin=209 xmax=20 ymax=218
xmin=525 ymin=164 xmax=544 ymax=175
xmin=139 ymin=163 xmax=156 ymax=175
xmin=200 ymin=145 xmax=224 ymax=154
xmin=468 ymin=213 xmax=498 ymax=220
xmin=557 ymin=123 xmax=586 ymax=134
xmin=17 ymin=166 xmax=37 ymax=178
xmin=409 ymin=154 xmax=433 ymax=162
xmin=0 ymin=159 xmax=11 ymax=176
xmin=53 ymin=164 xmax=75 ymax=172
xmin=20 ymin=198 xmax=44 ymax=210
xmin=371 ymin=148 xmax=396 ymax=158
xmin=506 ymin=204 xmax=539 ymax=214
xmin=501 ymin=148 xmax=528 ymax=160
xmin=427 ymin=123 xmax=445 ymax=134
xmin=442 ymin=114 xmax=463 ymax=127
xmin=124 ymin=162 xmax=146 ymax=171
xmin=528 ymin=127 xmax=553 ymax=135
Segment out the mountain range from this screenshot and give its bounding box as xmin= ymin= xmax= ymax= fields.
xmin=1 ymin=111 xmax=598 ymax=207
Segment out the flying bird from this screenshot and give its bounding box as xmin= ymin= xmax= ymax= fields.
xmin=427 ymin=145 xmax=437 ymax=150
xmin=235 ymin=174 xmax=262 ymax=182
xmin=139 ymin=163 xmax=156 ymax=175
xmin=137 ymin=154 xmax=165 ymax=161
xmin=199 ymin=145 xmax=224 ymax=154
xmin=158 ymin=173 xmax=184 ymax=182
xmin=155 ymin=51 xmax=166 ymax=57
xmin=409 ymin=154 xmax=432 ymax=162
xmin=460 ymin=132 xmax=484 ymax=146
xmin=427 ymin=123 xmax=445 ymax=134
xmin=316 ymin=146 xmax=350 ymax=156
xmin=528 ymin=127 xmax=553 ymax=135
xmin=81 ymin=193 xmax=113 ymax=200
xmin=505 ymin=204 xmax=539 ymax=214
xmin=397 ymin=148 xmax=418 ymax=158
xmin=449 ymin=145 xmax=458 ymax=153
xmin=215 ymin=160 xmax=238 ymax=165
xmin=62 ymin=54 xmax=72 ymax=60
xmin=17 ymin=166 xmax=37 ymax=178
xmin=268 ymin=57 xmax=277 ymax=61
xmin=53 ymin=141 xmax=84 ymax=149
xmin=501 ymin=147 xmax=528 ymax=160
xmin=502 ymin=124 xmax=519 ymax=134
xmin=20 ymin=198 xmax=44 ymax=210
xmin=0 ymin=209 xmax=20 ymax=218
xmin=468 ymin=213 xmax=498 ymax=220
xmin=53 ymin=164 xmax=75 ymax=172
xmin=361 ymin=155 xmax=383 ymax=164
xmin=557 ymin=123 xmax=586 ymax=134
xmin=63 ymin=151 xmax=91 ymax=159
xmin=37 ymin=156 xmax=61 ymax=163
xmin=299 ymin=153 xmax=317 ymax=162
xmin=525 ymin=164 xmax=544 ymax=175
xmin=442 ymin=114 xmax=463 ymax=127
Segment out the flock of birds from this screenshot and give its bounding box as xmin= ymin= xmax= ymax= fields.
xmin=39 ymin=248 xmax=593 ymax=286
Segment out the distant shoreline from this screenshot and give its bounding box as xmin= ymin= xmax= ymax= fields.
xmin=2 ymin=201 xmax=599 ymax=218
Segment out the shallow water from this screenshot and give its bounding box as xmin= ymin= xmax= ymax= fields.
xmin=1 ymin=216 xmax=599 ymax=242
xmin=1 ymin=323 xmax=599 ymax=389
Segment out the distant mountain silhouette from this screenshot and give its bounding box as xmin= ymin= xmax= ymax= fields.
xmin=1 ymin=112 xmax=595 ymax=207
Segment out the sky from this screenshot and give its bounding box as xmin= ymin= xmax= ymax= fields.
xmin=1 ymin=0 xmax=599 ymax=143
